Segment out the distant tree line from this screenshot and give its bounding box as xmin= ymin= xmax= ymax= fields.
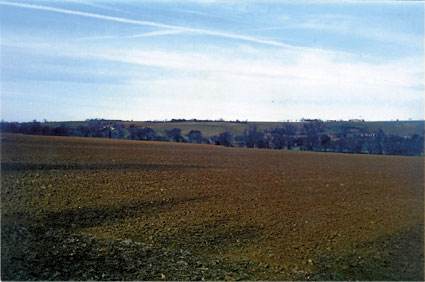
xmin=146 ymin=118 xmax=248 ymax=124
xmin=1 ymin=120 xmax=423 ymax=156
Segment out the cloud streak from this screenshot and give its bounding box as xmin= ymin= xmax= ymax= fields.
xmin=0 ymin=1 xmax=297 ymax=49
xmin=16 ymin=38 xmax=421 ymax=96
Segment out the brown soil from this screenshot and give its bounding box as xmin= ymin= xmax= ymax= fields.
xmin=1 ymin=134 xmax=423 ymax=280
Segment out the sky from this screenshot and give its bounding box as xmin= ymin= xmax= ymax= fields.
xmin=0 ymin=0 xmax=424 ymax=122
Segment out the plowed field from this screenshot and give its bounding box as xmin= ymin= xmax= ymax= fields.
xmin=1 ymin=134 xmax=424 ymax=280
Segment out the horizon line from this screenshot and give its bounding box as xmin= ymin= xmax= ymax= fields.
xmin=2 ymin=119 xmax=424 ymax=123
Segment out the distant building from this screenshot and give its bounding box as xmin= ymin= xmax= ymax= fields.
xmin=302 ymin=119 xmax=323 ymax=122
xmin=360 ymin=133 xmax=376 ymax=137
xmin=101 ymin=125 xmax=115 ymax=130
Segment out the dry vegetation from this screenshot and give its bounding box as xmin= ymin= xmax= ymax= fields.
xmin=1 ymin=134 xmax=424 ymax=280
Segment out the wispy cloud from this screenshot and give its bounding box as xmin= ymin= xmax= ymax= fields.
xmin=264 ymin=13 xmax=423 ymax=47
xmin=170 ymin=7 xmax=244 ymax=22
xmin=14 ymin=37 xmax=422 ymax=95
xmin=288 ymin=14 xmax=354 ymax=32
xmin=85 ymin=47 xmax=422 ymax=90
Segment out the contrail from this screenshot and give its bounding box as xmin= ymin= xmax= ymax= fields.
xmin=0 ymin=1 xmax=181 ymax=30
xmin=52 ymin=0 xmax=131 ymax=14
xmin=0 ymin=1 xmax=296 ymax=50
xmin=79 ymin=30 xmax=185 ymax=41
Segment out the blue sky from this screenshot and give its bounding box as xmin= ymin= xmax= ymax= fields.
xmin=1 ymin=0 xmax=424 ymax=122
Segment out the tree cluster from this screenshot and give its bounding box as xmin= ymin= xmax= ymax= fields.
xmin=1 ymin=120 xmax=423 ymax=156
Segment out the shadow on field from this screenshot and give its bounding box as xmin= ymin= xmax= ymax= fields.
xmin=154 ymin=220 xmax=263 ymax=254
xmin=1 ymin=217 xmax=284 ymax=281
xmin=309 ymin=225 xmax=424 ymax=281
xmin=1 ymin=162 xmax=205 ymax=172
xmin=3 ymin=196 xmax=269 ymax=280
xmin=33 ymin=196 xmax=211 ymax=230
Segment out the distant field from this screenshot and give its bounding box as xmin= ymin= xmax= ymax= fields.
xmin=1 ymin=134 xmax=424 ymax=280
xmin=43 ymin=120 xmax=425 ymax=137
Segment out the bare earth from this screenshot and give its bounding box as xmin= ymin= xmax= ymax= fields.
xmin=1 ymin=134 xmax=424 ymax=280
